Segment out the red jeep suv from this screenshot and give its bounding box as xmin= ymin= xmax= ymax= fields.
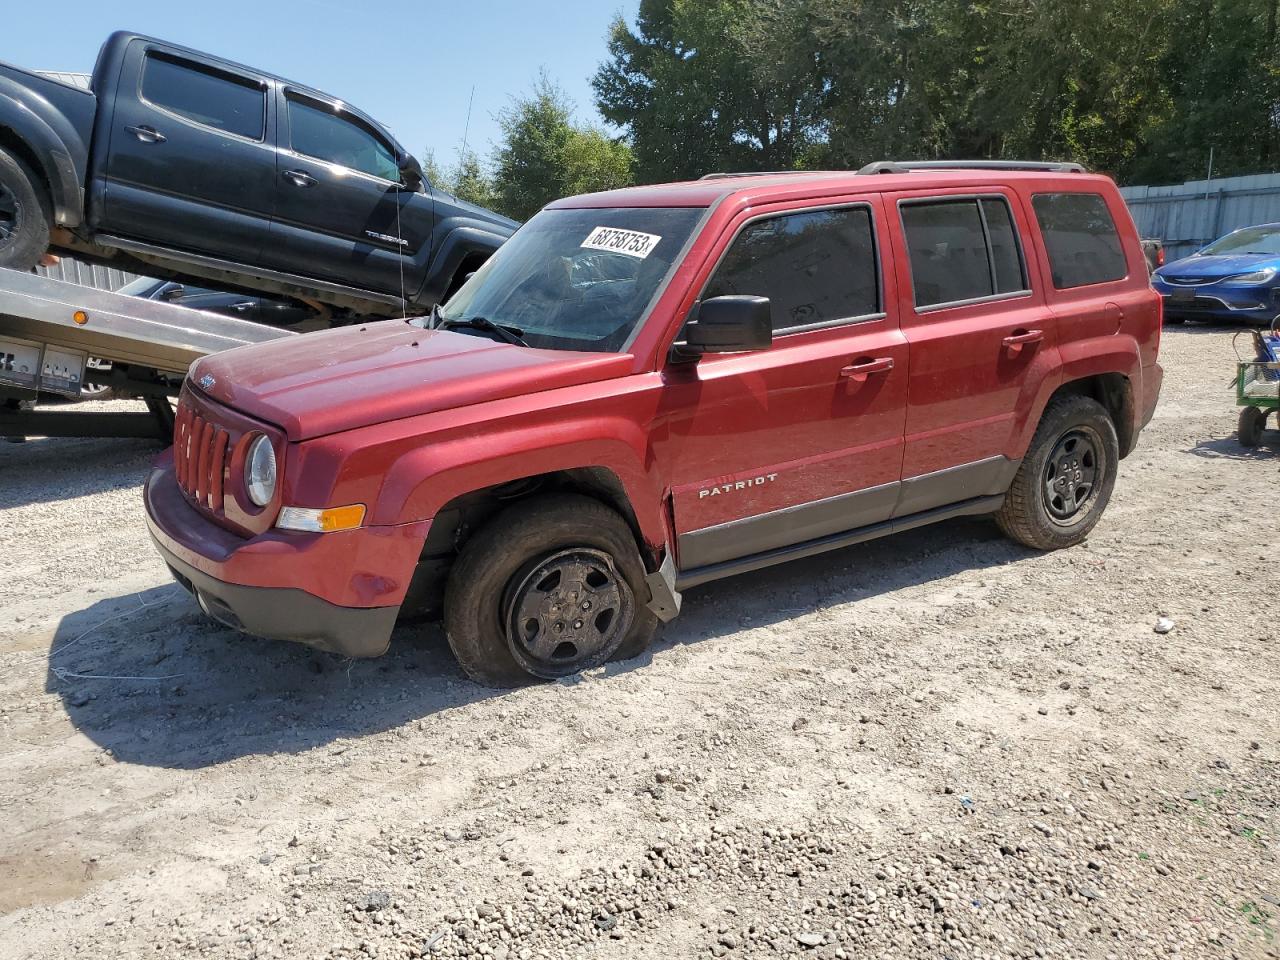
xmin=145 ymin=161 xmax=1163 ymax=686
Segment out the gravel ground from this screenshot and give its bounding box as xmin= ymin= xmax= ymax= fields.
xmin=0 ymin=326 xmax=1276 ymax=960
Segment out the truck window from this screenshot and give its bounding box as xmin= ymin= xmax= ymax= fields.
xmin=901 ymin=197 xmax=1027 ymax=309
xmin=703 ymin=206 xmax=880 ymax=333
xmin=141 ymin=53 xmax=265 ymax=141
xmin=1031 ymin=193 xmax=1127 ymax=288
xmin=287 ymin=96 xmax=400 ymax=182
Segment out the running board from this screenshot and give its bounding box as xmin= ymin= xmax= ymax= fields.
xmin=674 ymin=495 xmax=1006 ymax=590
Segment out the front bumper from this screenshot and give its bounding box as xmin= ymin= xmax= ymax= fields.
xmin=1153 ymin=279 xmax=1280 ymax=323
xmin=155 ymin=540 xmax=399 ymax=657
xmin=145 ymin=452 xmax=426 ymax=658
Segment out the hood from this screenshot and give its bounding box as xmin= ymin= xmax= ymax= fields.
xmin=189 ymin=320 xmax=633 ymax=441
xmin=1157 ymin=252 xmax=1280 ymax=280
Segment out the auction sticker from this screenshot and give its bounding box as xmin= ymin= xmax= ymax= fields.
xmin=581 ymin=226 xmax=662 ymax=259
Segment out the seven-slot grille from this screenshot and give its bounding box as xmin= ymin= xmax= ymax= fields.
xmin=174 ymin=400 xmax=229 ymax=511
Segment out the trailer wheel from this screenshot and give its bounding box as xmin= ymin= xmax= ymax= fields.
xmin=443 ymin=494 xmax=661 ymax=687
xmin=0 ymin=148 xmax=52 ymax=272
xmin=1238 ymin=406 xmax=1267 ymax=447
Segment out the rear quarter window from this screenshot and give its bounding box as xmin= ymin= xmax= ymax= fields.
xmin=1032 ymin=193 xmax=1127 ymax=288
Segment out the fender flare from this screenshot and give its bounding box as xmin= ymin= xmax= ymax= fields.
xmin=1012 ymin=336 xmax=1142 ymax=457
xmin=0 ymin=80 xmax=86 ymax=228
xmin=418 ymin=225 xmax=507 ymax=303
xmin=373 ymin=418 xmax=669 ymax=555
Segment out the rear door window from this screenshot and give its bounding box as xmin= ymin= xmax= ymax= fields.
xmin=900 ymin=197 xmax=1028 ymax=309
xmin=287 ymin=96 xmax=400 ymax=182
xmin=703 ymin=205 xmax=881 ymax=333
xmin=1031 ymin=193 xmax=1127 ymax=288
xmin=141 ymin=52 xmax=266 ymax=141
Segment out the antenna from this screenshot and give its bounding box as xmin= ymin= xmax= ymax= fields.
xmin=461 ymin=85 xmax=476 ymax=157
xmin=395 ymin=148 xmax=407 ymax=320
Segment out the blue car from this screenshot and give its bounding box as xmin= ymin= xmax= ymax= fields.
xmin=1152 ymin=223 xmax=1280 ymax=325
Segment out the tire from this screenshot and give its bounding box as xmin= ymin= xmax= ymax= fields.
xmin=0 ymin=147 xmax=51 ymax=271
xmin=443 ymin=493 xmax=662 ymax=687
xmin=1238 ymin=406 xmax=1266 ymax=448
xmin=996 ymin=394 xmax=1119 ymax=551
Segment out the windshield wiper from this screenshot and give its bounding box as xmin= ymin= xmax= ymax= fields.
xmin=439 ymin=315 xmax=529 ymax=347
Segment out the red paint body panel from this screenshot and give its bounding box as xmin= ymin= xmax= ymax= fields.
xmin=144 ymin=167 xmax=1164 ymax=642
xmin=190 ymin=323 xmax=634 ymax=441
xmin=146 ymin=450 xmax=428 ymax=608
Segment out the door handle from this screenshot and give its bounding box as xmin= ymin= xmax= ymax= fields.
xmin=1002 ymin=329 xmax=1044 ymax=350
xmin=231 ymin=301 xmax=255 ymax=311
xmin=125 ymin=124 xmax=166 ymax=144
xmin=840 ymin=357 xmax=895 ymax=382
xmin=283 ymin=170 xmax=318 ymax=188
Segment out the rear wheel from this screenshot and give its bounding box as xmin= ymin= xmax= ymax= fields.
xmin=1238 ymin=406 xmax=1267 ymax=447
xmin=996 ymin=395 xmax=1119 ymax=551
xmin=0 ymin=147 xmax=51 ymax=271
xmin=443 ymin=494 xmax=661 ymax=687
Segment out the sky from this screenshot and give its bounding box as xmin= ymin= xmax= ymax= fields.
xmin=2 ymin=0 xmax=641 ymax=170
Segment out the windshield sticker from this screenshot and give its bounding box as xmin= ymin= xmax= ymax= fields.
xmin=581 ymin=226 xmax=662 ymax=259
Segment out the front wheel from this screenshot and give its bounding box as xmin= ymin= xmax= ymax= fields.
xmin=996 ymin=395 xmax=1119 ymax=551
xmin=0 ymin=147 xmax=51 ymax=271
xmin=443 ymin=494 xmax=662 ymax=687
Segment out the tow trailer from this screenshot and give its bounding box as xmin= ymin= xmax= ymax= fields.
xmin=0 ymin=267 xmax=294 ymax=440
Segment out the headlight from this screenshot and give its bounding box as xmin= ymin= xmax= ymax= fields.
xmin=244 ymin=434 xmax=277 ymax=507
xmin=1232 ymin=267 xmax=1277 ymax=284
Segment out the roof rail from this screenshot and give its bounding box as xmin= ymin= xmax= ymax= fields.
xmin=857 ymin=160 xmax=1087 ymax=175
xmin=698 ymin=171 xmax=828 ymax=180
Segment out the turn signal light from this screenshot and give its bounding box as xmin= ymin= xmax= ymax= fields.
xmin=276 ymin=504 xmax=366 ymax=533
xmin=73 ymin=310 xmax=88 ymax=325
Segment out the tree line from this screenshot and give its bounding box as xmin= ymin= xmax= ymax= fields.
xmin=430 ymin=0 xmax=1280 ymax=222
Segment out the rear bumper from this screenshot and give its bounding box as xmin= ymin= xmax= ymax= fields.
xmin=145 ymin=451 xmax=428 ymax=657
xmin=1142 ymin=362 xmax=1164 ymax=429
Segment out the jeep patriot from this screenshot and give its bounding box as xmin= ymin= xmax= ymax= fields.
xmin=145 ymin=161 xmax=1163 ymax=687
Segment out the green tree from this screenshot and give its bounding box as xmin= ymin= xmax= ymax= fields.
xmin=494 ymin=74 xmax=635 ymax=220
xmin=561 ymin=127 xmax=634 ymax=196
xmin=593 ymin=0 xmax=826 ymax=182
xmin=450 ymin=148 xmax=500 ymax=210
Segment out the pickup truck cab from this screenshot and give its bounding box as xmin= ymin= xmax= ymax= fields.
xmin=0 ymin=33 xmax=516 ymax=314
xmin=145 ymin=161 xmax=1163 ymax=687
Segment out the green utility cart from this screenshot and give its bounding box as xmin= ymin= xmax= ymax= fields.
xmin=1236 ymin=323 xmax=1280 ymax=447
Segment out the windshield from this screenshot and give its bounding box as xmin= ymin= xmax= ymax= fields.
xmin=115 ymin=276 xmax=165 ymax=297
xmin=1201 ymin=225 xmax=1280 ymax=256
xmin=439 ymin=206 xmax=705 ymax=352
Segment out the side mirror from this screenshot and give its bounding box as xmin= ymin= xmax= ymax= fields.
xmin=398 ymin=154 xmax=424 ymax=191
xmin=682 ymin=295 xmax=772 ymax=355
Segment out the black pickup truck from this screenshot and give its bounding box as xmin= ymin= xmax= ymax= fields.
xmin=0 ymin=32 xmax=517 ymax=315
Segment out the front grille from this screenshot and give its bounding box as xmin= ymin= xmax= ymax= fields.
xmin=174 ymin=401 xmax=229 ymax=511
xmin=1164 ymin=276 xmax=1218 ymax=286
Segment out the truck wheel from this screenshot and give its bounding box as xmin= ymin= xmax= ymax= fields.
xmin=1238 ymin=406 xmax=1266 ymax=447
xmin=0 ymin=148 xmax=51 ymax=271
xmin=995 ymin=394 xmax=1119 ymax=551
xmin=443 ymin=494 xmax=661 ymax=687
